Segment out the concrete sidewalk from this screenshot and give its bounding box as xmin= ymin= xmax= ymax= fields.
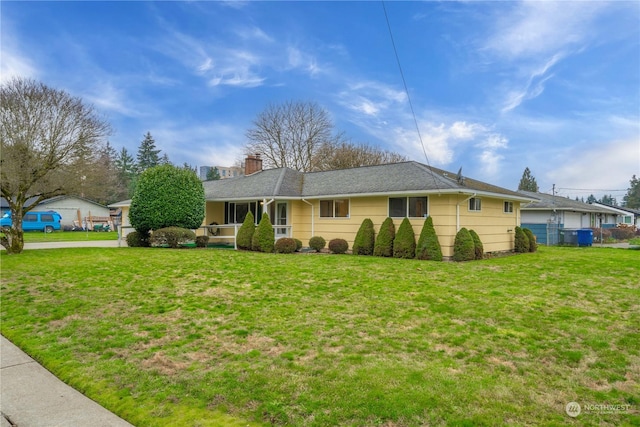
xmin=1 ymin=336 xmax=134 ymax=427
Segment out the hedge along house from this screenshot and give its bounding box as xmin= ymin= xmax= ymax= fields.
xmin=202 ymin=158 xmax=531 ymax=258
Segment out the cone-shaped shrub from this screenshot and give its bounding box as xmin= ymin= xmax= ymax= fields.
xmin=514 ymin=226 xmax=530 ymax=253
xmin=236 ymin=211 xmax=255 ymax=250
xmin=416 ymin=216 xmax=442 ymax=261
xmin=523 ymin=228 xmax=537 ymax=252
xmin=374 ymin=217 xmax=395 ymax=257
xmin=453 ymin=227 xmax=475 ymax=262
xmin=252 ymin=213 xmax=274 ymax=253
xmin=468 ymin=229 xmax=484 ymax=260
xmin=353 ymin=218 xmax=375 ymax=255
xmin=393 ymin=218 xmax=416 ymax=259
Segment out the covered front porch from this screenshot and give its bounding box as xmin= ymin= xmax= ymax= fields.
xmin=200 ymin=198 xmax=293 ymax=248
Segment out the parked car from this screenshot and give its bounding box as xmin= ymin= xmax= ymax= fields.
xmin=0 ymin=210 xmax=62 ymax=233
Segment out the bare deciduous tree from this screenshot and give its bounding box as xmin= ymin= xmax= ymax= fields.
xmin=245 ymin=101 xmax=343 ymax=172
xmin=312 ymin=141 xmax=408 ymax=171
xmin=245 ymin=100 xmax=407 ymax=172
xmin=0 ymin=78 xmax=111 ymax=254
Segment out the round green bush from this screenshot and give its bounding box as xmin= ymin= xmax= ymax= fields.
xmin=195 ymin=235 xmax=209 ymax=248
xmin=374 ymin=217 xmax=395 ymax=257
xmin=514 ymin=226 xmax=530 ymax=253
xmin=252 ymin=213 xmax=275 ymax=253
xmin=275 ymin=238 xmax=297 ymax=254
xmin=328 ymin=238 xmax=349 ymax=254
xmin=309 ymin=236 xmax=326 ymax=252
xmin=126 ymin=231 xmax=149 ymax=247
xmin=236 ymin=211 xmax=255 ymax=250
xmin=453 ymin=227 xmax=475 ymax=262
xmin=416 ymin=216 xmax=442 ymax=261
xmin=393 ymin=218 xmax=416 ymax=259
xmin=129 ymin=164 xmax=205 ymax=235
xmin=294 ymin=238 xmax=303 ymax=252
xmin=353 ymin=218 xmax=375 ymax=255
xmin=468 ymin=229 xmax=484 ymax=260
xmin=151 ymin=227 xmax=196 ymax=248
xmin=523 ymin=228 xmax=537 ymax=252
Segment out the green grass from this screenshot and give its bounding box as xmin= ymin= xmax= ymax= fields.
xmin=1 ymin=247 xmax=639 ymax=426
xmin=19 ymin=230 xmax=118 ymax=242
xmin=630 ymin=237 xmax=640 ymax=245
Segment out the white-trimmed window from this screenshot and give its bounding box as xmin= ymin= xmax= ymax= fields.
xmin=320 ymin=199 xmax=349 ymax=218
xmin=389 ymin=197 xmax=428 ymax=218
xmin=469 ymin=197 xmax=482 ymax=211
xmin=504 ymin=201 xmax=514 ymax=213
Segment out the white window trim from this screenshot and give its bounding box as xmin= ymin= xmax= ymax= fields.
xmin=388 ymin=196 xmax=429 ymax=218
xmin=504 ymin=201 xmax=514 ymax=214
xmin=319 ymin=198 xmax=350 ymax=219
xmin=468 ymin=197 xmax=482 ymax=212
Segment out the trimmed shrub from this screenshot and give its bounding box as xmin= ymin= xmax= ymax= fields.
xmin=328 ymin=238 xmax=349 ymax=254
xmin=468 ymin=229 xmax=484 ymax=260
xmin=523 ymin=228 xmax=537 ymax=252
xmin=151 ymin=227 xmax=196 ymax=248
xmin=252 ymin=213 xmax=275 ymax=253
xmin=514 ymin=226 xmax=530 ymax=253
xmin=374 ymin=217 xmax=395 ymax=257
xmin=309 ymin=236 xmax=326 ymax=252
xmin=294 ymin=238 xmax=303 ymax=252
xmin=416 ymin=216 xmax=442 ymax=261
xmin=195 ymin=235 xmax=209 ymax=248
xmin=126 ymin=231 xmax=149 ymax=247
xmin=393 ymin=218 xmax=416 ymax=259
xmin=275 ymin=238 xmax=297 ymax=254
xmin=129 ymin=164 xmax=205 ymax=235
xmin=453 ymin=227 xmax=475 ymax=262
xmin=236 ymin=211 xmax=255 ymax=250
xmin=352 ymin=218 xmax=375 ymax=255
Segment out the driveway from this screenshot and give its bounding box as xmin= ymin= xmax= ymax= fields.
xmin=2 ymin=240 xmax=125 ymax=251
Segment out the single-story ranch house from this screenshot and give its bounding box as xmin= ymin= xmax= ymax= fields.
xmin=195 ymin=157 xmax=532 ymax=258
xmin=113 ymin=158 xmax=533 ymax=257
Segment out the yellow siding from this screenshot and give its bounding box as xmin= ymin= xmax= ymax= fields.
xmin=205 ymin=195 xmax=520 ymax=257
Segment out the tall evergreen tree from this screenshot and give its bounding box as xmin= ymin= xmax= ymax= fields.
xmin=206 ymin=167 xmax=221 ymax=181
xmin=623 ymin=175 xmax=640 ymax=208
xmin=115 ymin=147 xmax=137 ymax=198
xmin=136 ymin=132 xmax=161 ymax=171
xmin=600 ymin=194 xmax=617 ymax=206
xmin=587 ymin=194 xmax=597 ymax=204
xmin=517 ymin=167 xmax=539 ymax=192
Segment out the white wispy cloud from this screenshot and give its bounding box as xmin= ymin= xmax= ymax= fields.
xmin=484 ymin=1 xmax=604 ymax=60
xmin=0 ymin=27 xmax=38 ymax=82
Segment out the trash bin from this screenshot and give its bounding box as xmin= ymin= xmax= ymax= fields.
xmin=577 ymin=229 xmax=593 ymax=247
xmin=560 ymin=229 xmax=578 ymax=245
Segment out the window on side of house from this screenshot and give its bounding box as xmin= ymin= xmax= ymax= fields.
xmin=469 ymin=197 xmax=482 ymax=211
xmin=389 ymin=197 xmax=428 ymax=218
xmin=320 ymin=199 xmax=349 ymax=218
xmin=504 ymin=201 xmax=514 ymax=213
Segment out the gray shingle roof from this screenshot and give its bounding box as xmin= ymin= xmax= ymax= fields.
xmin=204 ymin=162 xmax=530 ymax=201
xmin=519 ymin=191 xmax=613 ymax=213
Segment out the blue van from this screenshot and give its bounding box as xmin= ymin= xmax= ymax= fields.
xmin=0 ymin=210 xmax=62 ymax=233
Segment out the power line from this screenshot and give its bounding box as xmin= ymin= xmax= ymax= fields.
xmin=381 ymin=1 xmax=441 ymax=192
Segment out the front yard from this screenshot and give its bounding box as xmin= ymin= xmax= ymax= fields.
xmin=1 ymin=246 xmax=638 ymax=426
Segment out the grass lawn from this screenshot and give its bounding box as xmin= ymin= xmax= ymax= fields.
xmin=1 ymin=246 xmax=638 ymax=426
xmin=17 ymin=230 xmax=119 ymax=242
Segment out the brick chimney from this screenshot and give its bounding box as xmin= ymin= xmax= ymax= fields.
xmin=244 ymin=154 xmax=263 ymax=175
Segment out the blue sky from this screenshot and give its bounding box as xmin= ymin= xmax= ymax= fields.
xmin=2 ymin=1 xmax=639 ymax=200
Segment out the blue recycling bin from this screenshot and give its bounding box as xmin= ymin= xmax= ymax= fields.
xmin=577 ymin=229 xmax=593 ymax=247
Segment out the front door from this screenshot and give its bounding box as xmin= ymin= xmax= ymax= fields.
xmin=275 ymin=202 xmax=288 ymax=238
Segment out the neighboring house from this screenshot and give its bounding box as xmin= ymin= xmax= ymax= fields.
xmin=199 ymin=158 xmax=531 ymax=258
xmin=2 ymin=195 xmax=112 ymax=229
xmin=519 ymin=191 xmax=614 ymax=245
xmin=591 ymin=202 xmax=640 ymax=227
